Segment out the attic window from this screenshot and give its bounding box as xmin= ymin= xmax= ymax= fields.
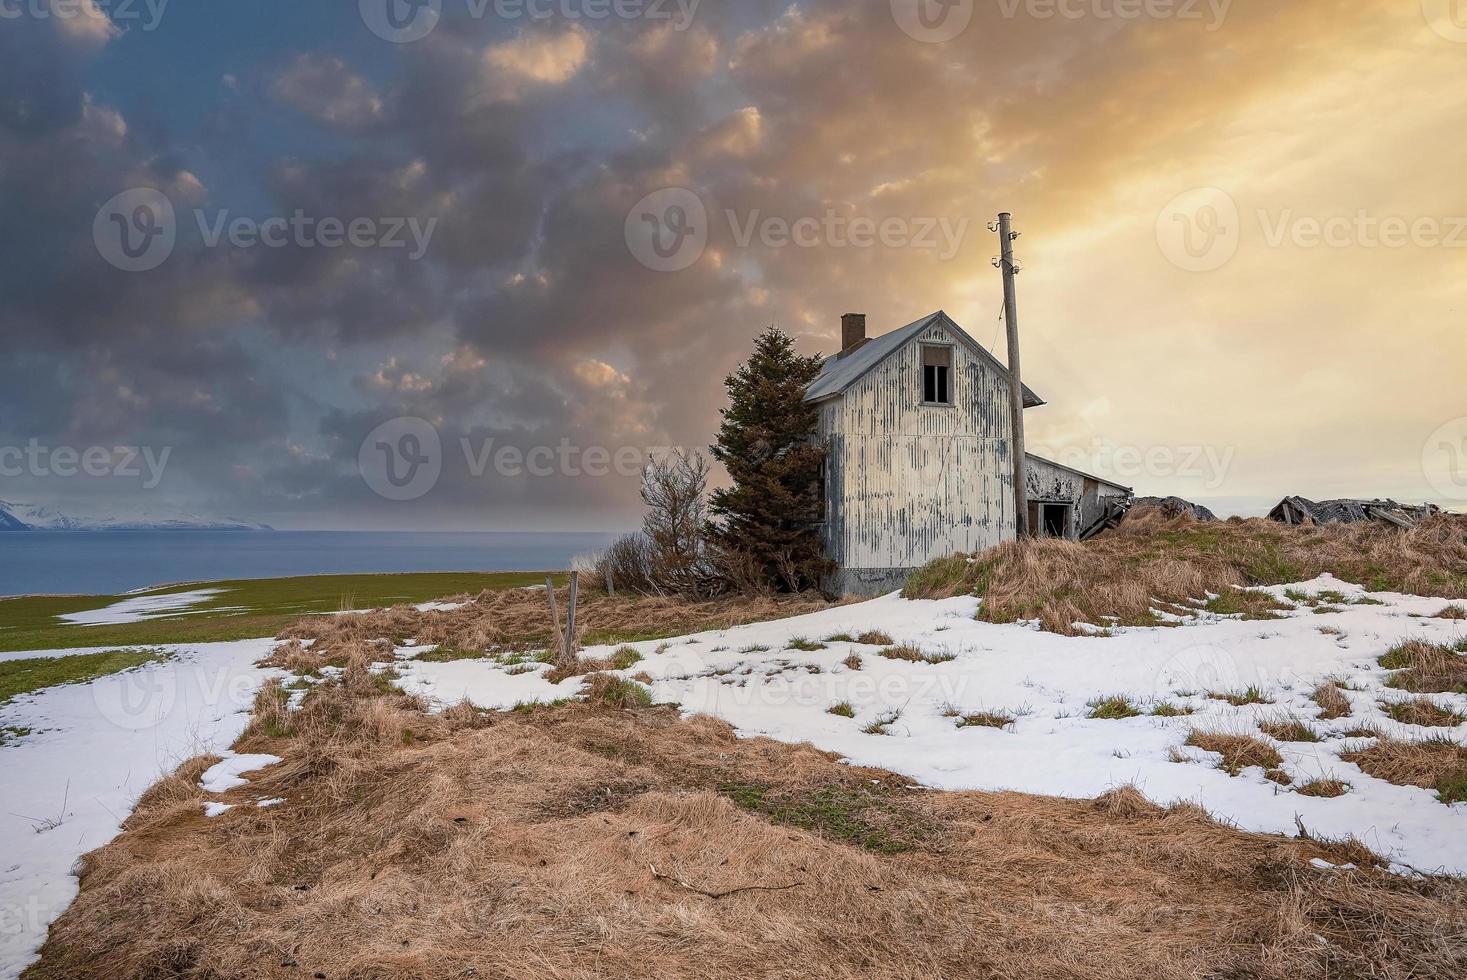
xmin=921 ymin=345 xmax=951 ymax=405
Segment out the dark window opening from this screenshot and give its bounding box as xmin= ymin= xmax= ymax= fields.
xmin=921 ymin=346 xmax=951 ymax=404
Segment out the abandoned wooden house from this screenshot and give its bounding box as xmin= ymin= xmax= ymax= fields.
xmin=807 ymin=311 xmax=1132 ymax=595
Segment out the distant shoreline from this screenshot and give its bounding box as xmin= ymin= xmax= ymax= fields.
xmin=0 ymin=568 xmax=568 ymax=602
xmin=0 ymin=529 xmax=622 ymax=600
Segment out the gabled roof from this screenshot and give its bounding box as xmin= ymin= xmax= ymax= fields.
xmin=803 ymin=310 xmax=1045 ymax=407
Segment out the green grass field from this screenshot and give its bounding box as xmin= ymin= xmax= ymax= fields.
xmin=0 ymin=648 xmax=171 ymax=706
xmin=0 ymin=571 xmax=561 ymax=653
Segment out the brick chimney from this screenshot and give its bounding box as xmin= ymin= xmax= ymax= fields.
xmin=840 ymin=313 xmax=867 ymax=357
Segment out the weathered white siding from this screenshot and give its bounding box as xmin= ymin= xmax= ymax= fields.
xmin=817 ymin=319 xmax=1016 ymax=591
xmin=1026 ymin=456 xmax=1132 ymax=539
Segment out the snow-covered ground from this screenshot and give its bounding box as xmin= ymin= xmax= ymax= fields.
xmin=394 ymin=575 xmax=1467 ymax=876
xmin=0 ymin=640 xmax=277 ymax=979
xmin=2 ymin=575 xmax=1464 ymax=977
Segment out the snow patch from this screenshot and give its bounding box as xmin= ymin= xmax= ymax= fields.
xmin=199 ymin=752 xmax=283 ymax=793
xmin=59 ymin=589 xmax=225 ymax=626
xmin=0 ymin=638 xmax=278 ymax=978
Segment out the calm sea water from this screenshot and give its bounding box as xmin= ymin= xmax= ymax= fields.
xmin=0 ymin=530 xmax=623 ymax=597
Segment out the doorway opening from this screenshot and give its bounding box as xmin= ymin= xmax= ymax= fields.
xmin=1027 ymin=502 xmax=1073 ymax=539
xmin=1042 ymin=503 xmax=1070 ymax=539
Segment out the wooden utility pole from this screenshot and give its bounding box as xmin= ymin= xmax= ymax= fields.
xmin=996 ymin=212 xmax=1029 ymax=539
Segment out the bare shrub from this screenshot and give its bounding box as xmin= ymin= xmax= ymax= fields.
xmin=596 ymin=450 xmax=724 ymax=598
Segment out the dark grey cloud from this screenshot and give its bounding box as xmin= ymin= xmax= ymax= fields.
xmin=4 ymin=2 xmax=1458 ymax=527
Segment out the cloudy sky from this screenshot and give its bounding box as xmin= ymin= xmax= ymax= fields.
xmin=1 ymin=0 xmax=1464 ymax=530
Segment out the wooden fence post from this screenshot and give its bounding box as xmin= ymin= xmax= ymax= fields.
xmin=545 ymin=575 xmax=566 ymax=663
xmin=562 ymin=572 xmax=580 ymax=667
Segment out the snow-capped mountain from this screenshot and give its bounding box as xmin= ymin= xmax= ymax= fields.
xmin=0 ymin=499 xmax=272 ymax=531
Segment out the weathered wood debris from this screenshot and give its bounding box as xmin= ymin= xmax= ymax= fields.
xmin=1268 ymin=496 xmax=1441 ymax=529
xmin=1130 ymin=496 xmax=1219 ymax=522
xmin=1079 ymin=498 xmax=1133 ymax=540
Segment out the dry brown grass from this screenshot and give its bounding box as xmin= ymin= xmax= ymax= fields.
xmin=902 ymin=511 xmax=1467 ymax=636
xmin=1259 ymin=717 xmax=1322 ymax=743
xmin=1186 ymin=731 xmax=1289 ymax=783
xmin=1434 ymin=604 xmax=1467 ymax=620
xmin=855 ymin=630 xmax=894 ymax=646
xmin=1378 ymin=639 xmax=1467 ymax=694
xmin=275 ymin=585 xmax=836 ymax=660
xmin=1380 ymin=697 xmax=1466 ymax=729
xmin=955 ymin=711 xmax=1015 ymax=730
xmin=1295 ymin=779 xmax=1350 ymax=799
xmin=876 ymin=643 xmax=954 ymax=664
xmin=1343 ymin=736 xmax=1467 ymax=804
xmin=1311 ymin=681 xmax=1353 ymax=720
xmin=31 ymin=673 xmax=1467 ymax=980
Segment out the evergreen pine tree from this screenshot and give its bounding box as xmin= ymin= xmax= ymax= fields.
xmin=708 ymin=326 xmax=832 ymax=592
